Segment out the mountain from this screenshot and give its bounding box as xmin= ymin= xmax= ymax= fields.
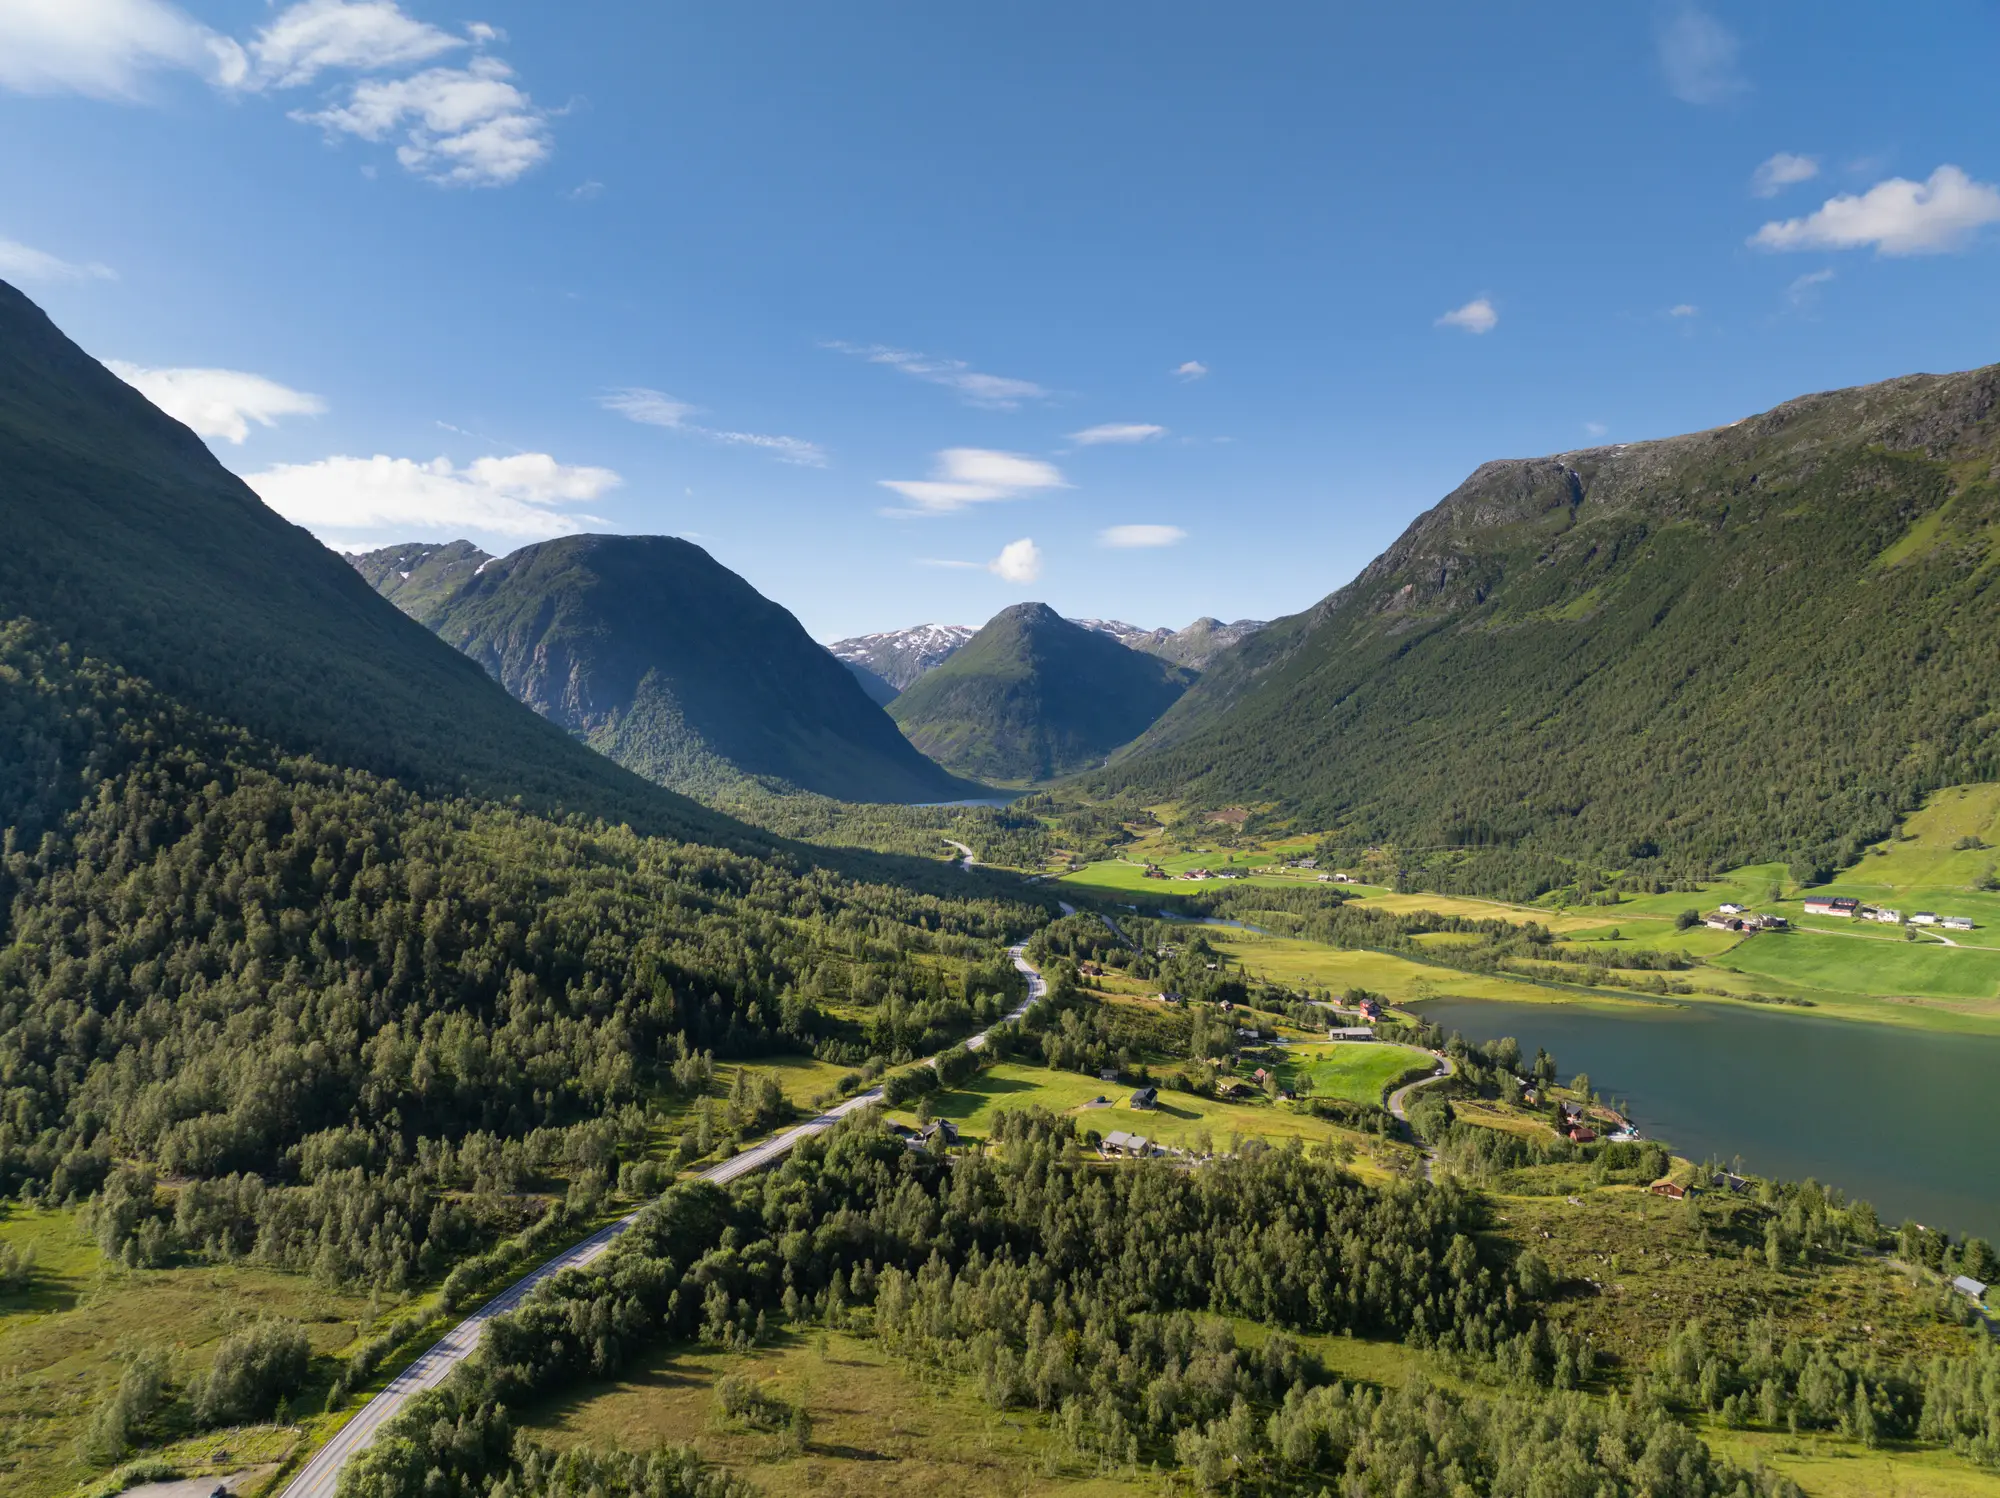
xmin=828 ymin=623 xmax=977 ymax=697
xmin=888 ymin=603 xmax=1195 ymax=783
xmin=1097 ymin=362 xmax=2000 ymax=882
xmin=353 ymin=534 xmax=971 ymax=804
xmin=0 ymin=278 xmax=733 ymax=847
xmin=1074 ymin=616 xmax=1268 ymax=670
xmin=349 ymin=538 xmax=494 ymax=617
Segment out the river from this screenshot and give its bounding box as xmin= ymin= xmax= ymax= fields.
xmin=1414 ymin=995 xmax=2000 ymax=1243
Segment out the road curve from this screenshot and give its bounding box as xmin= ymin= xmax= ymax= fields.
xmin=1387 ymin=1054 xmax=1456 ymax=1183
xmin=278 ymin=942 xmax=1049 ymax=1498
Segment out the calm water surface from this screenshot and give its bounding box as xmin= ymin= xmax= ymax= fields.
xmin=1415 ymin=996 xmax=2000 ymax=1242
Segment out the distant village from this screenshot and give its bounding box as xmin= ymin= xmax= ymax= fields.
xmin=1799 ymin=896 xmax=1976 ymax=931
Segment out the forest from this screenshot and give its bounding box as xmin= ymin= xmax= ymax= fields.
xmin=0 ymin=620 xmax=1044 ymax=1299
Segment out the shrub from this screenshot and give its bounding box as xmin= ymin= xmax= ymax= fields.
xmin=191 ymin=1321 xmax=312 ymax=1427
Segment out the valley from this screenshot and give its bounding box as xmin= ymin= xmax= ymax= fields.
xmin=4 ymin=272 xmax=2000 ymax=1498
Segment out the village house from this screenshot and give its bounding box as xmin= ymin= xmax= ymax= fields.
xmin=1703 ymin=916 xmax=1740 ymax=931
xmin=1803 ymin=896 xmax=1860 ymax=917
xmin=1327 ymin=1026 xmax=1374 ymax=1042
xmin=1354 ymin=996 xmax=1383 ymax=1021
xmin=1718 ymin=903 xmax=1745 ymax=916
xmin=1566 ymin=1124 xmax=1597 ymax=1144
xmin=1756 ymin=914 xmax=1788 ymax=930
xmin=916 ymin=1118 xmax=959 ymax=1149
xmin=1912 ymin=911 xmax=1940 ymax=926
xmin=1649 ymin=1180 xmax=1688 ymax=1200
xmin=1864 ymin=907 xmax=1902 ymax=924
xmin=1221 ymin=1081 xmax=1258 ymax=1101
xmin=1130 ymin=1085 xmax=1159 ymax=1110
xmin=1953 ymin=1275 xmax=1988 ymax=1303
xmin=1944 ymin=916 xmax=1975 ymax=931
xmin=1100 ymin=1130 xmax=1152 ymax=1159
xmin=1079 ymin=960 xmax=1104 ymax=977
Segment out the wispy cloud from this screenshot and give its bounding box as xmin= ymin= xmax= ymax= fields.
xmin=1583 ymin=422 xmax=1609 ymax=439
xmin=879 ymin=448 xmax=1067 ymax=515
xmin=0 ymin=235 xmax=116 ymax=283
xmin=1099 ymin=524 xmax=1186 ymax=549
xmin=1070 ymin=423 xmax=1166 ymax=446
xmin=0 ymin=1 xmax=552 ymax=187
xmin=1785 ymin=268 xmax=1835 ymax=307
xmin=1751 ymin=166 xmax=2000 ymax=256
xmin=824 ymin=341 xmax=1048 ymax=410
xmin=601 ymin=387 xmax=827 ymax=468
xmin=923 ymin=537 xmax=1043 ymax=583
xmin=245 ymin=451 xmax=618 ymax=545
xmin=1751 ymin=152 xmax=1819 ymax=198
xmin=1172 ymin=360 xmax=1209 ymax=382
xmin=1435 ymin=297 xmax=1498 ymax=335
xmin=1657 ymin=4 xmax=1747 ymax=106
xmin=108 ymin=361 xmax=325 ymax=443
xmin=1668 ymin=303 xmax=1699 ymax=318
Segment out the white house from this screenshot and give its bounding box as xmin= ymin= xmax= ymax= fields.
xmin=1865 ymin=908 xmax=1902 ymax=924
xmin=1943 ymin=916 xmax=1975 ymax=932
xmin=1718 ymin=903 xmax=1745 ymax=915
xmin=1912 ymin=912 xmax=1940 ymax=926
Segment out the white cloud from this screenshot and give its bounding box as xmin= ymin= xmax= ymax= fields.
xmin=1751 ymin=152 xmax=1819 ymax=198
xmin=991 ymin=538 xmax=1042 ymax=583
xmin=0 ymin=1 xmax=549 ymax=189
xmin=1657 ymin=5 xmax=1746 ymax=106
xmin=1070 ymin=423 xmax=1166 ymax=445
xmin=1172 ymin=360 xmax=1209 ymax=381
xmin=295 ymin=56 xmax=549 ymax=187
xmin=1786 ymin=268 xmax=1835 ymax=307
xmin=1750 ymin=166 xmax=2000 ymax=256
xmin=879 ymin=448 xmax=1068 ymax=515
xmin=1583 ymin=422 xmax=1608 ymax=438
xmin=1099 ymin=524 xmax=1186 ymax=549
xmin=0 ymin=236 xmax=116 ymax=283
xmin=600 ymin=386 xmax=827 ymax=467
xmin=824 ymin=342 xmax=1047 ymax=409
xmin=107 ymin=360 xmax=326 ymax=443
xmin=0 ymin=0 xmax=245 ymax=99
xmin=1436 ymin=297 xmax=1498 ymax=335
xmin=247 ymin=0 xmax=462 ymax=88
xmin=1668 ymin=303 xmax=1699 ymax=317
xmin=244 ymin=452 xmax=618 ymax=542
xmin=918 ymin=537 xmax=1043 ymax=582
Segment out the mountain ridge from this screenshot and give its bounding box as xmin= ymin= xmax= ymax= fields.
xmin=353 ymin=534 xmax=972 ymax=804
xmin=1097 ymin=359 xmax=2000 ymax=883
xmin=889 ymin=602 xmax=1195 ymax=783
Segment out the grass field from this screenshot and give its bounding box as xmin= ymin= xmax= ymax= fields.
xmin=1716 ymin=929 xmax=2000 ymax=1001
xmin=1277 ymin=1042 xmax=1436 ymax=1103
xmin=1206 ymin=929 xmax=1642 ymax=1011
xmin=0 ymin=1204 xmax=373 ymax=1498
xmin=892 ymin=1062 xmax=1416 ymax=1175
xmin=522 ymin=1328 xmax=1145 ymax=1498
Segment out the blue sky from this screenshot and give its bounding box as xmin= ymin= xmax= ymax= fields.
xmin=4 ymin=1 xmax=1998 ymax=641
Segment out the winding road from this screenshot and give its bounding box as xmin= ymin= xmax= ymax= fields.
xmin=277 ymin=941 xmax=1051 ymax=1498
xmin=1387 ymin=1054 xmax=1456 ymax=1181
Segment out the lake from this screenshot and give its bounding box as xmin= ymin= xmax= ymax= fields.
xmin=1414 ymin=996 xmax=2000 ymax=1243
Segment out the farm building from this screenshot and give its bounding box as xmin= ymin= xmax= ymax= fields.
xmin=1802 ymin=896 xmax=1860 ymax=917
xmin=1327 ymin=1027 xmax=1374 ymax=1042
xmin=1912 ymin=912 xmax=1940 ymax=926
xmin=1944 ymin=916 xmax=1975 ymax=931
xmin=1952 ymin=1275 xmax=1987 ymax=1302
xmin=1718 ymin=903 xmax=1745 ymax=915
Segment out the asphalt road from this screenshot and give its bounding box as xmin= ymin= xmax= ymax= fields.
xmin=276 ymin=941 xmax=1049 ymax=1498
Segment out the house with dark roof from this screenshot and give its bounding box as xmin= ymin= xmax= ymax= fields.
xmin=1130 ymin=1085 xmax=1159 ymax=1110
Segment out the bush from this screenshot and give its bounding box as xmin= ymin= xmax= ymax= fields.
xmin=83 ymin=1349 xmax=169 ymax=1465
xmin=191 ymin=1321 xmax=312 ymax=1427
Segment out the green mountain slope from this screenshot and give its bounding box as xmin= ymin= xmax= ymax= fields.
xmin=355 ymin=534 xmax=971 ymax=804
xmin=1098 ymin=363 xmax=2000 ymax=882
xmin=349 ymin=538 xmax=493 ymax=617
xmin=0 ymin=278 xmax=737 ymax=846
xmin=890 ymin=603 xmax=1195 ymax=783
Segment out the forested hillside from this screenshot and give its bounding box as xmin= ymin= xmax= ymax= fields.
xmin=0 ymin=281 xmax=735 ymax=848
xmin=890 ymin=603 xmax=1195 ymax=783
xmin=1099 ymin=363 xmax=2000 ymax=885
xmin=353 ymin=534 xmax=971 ymax=804
xmin=0 ymin=279 xmax=1047 ymax=1283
